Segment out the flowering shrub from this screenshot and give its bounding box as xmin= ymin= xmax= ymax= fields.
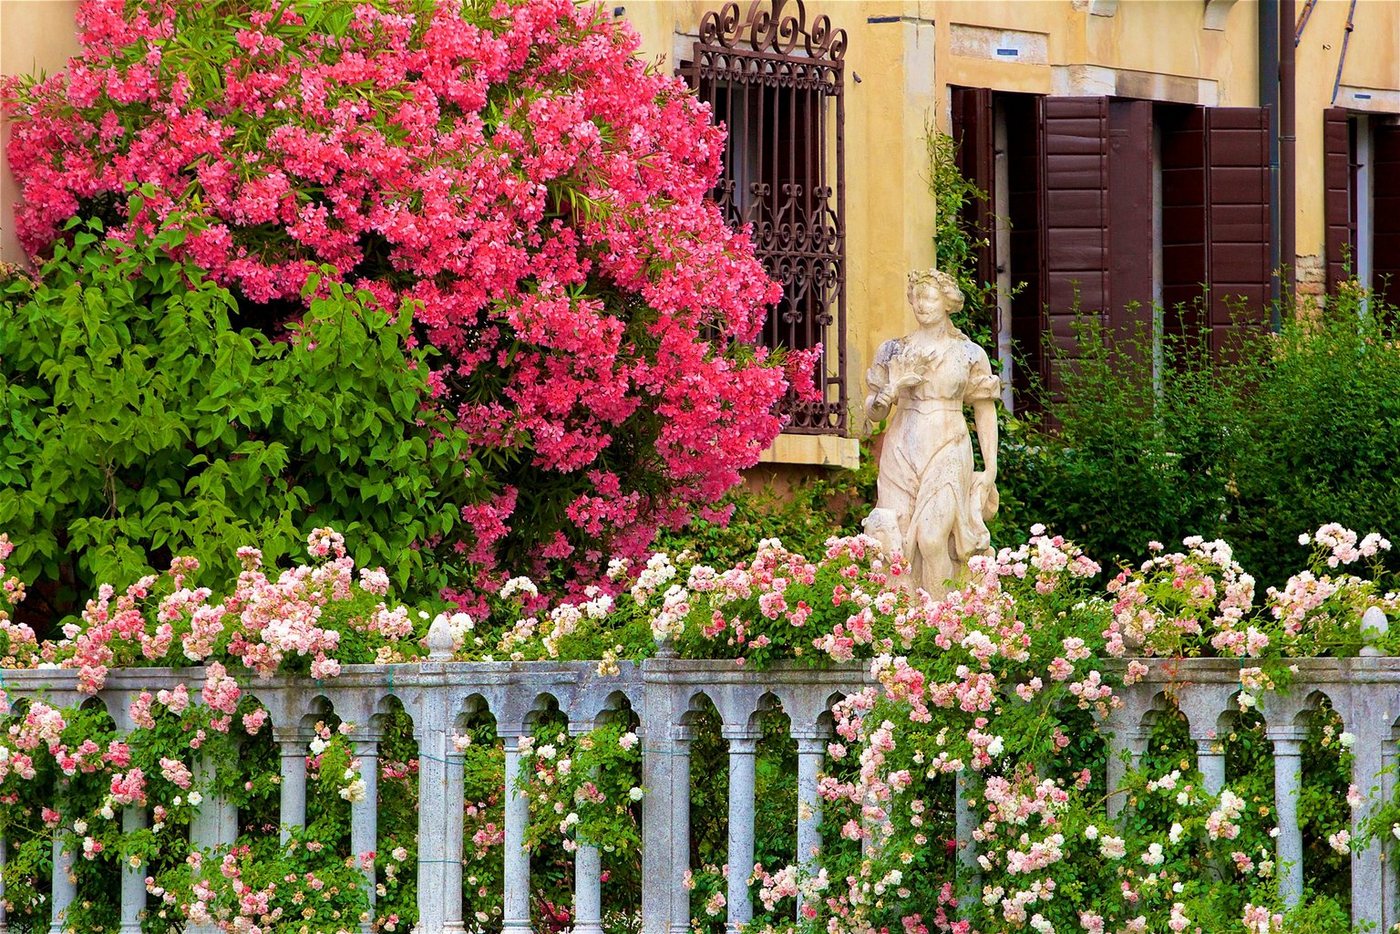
xmin=0 ymin=218 xmax=482 ymax=619
xmin=3 ymin=0 xmax=796 ymax=600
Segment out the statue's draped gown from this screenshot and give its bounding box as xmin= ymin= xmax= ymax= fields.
xmin=869 ymin=335 xmax=1001 ymax=591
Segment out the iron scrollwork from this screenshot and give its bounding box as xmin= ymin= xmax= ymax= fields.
xmin=692 ymin=1 xmax=848 ymax=434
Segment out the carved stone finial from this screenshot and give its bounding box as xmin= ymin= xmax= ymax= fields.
xmin=1360 ymin=606 xmax=1390 ymax=657
xmin=426 ymin=613 xmax=457 ymax=660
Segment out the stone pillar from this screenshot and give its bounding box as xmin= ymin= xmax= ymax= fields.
xmin=50 ymin=780 xmax=75 ymax=934
xmin=724 ymin=729 xmax=759 ymax=934
xmin=1194 ymin=735 xmax=1226 ymax=795
xmin=794 ymin=732 xmax=824 ymax=918
xmin=442 ymin=739 xmax=468 ymax=934
xmin=501 ymin=736 xmax=532 ymax=934
xmin=275 ymin=729 xmax=308 ymax=844
xmin=188 ymin=753 xmax=237 ymax=934
xmin=955 ymin=771 xmax=981 ymax=892
xmin=571 ymin=723 xmax=604 ymax=934
xmin=190 ymin=752 xmax=238 ymax=851
xmin=668 ymin=728 xmax=693 ymax=934
xmin=1270 ymin=728 xmax=1305 ymax=910
xmin=573 ymin=841 xmax=604 ymax=934
xmin=120 ymin=805 xmax=148 ymax=933
xmin=0 ymin=833 xmax=8 ymax=934
xmin=1350 ymin=718 xmax=1387 ymax=932
xmin=416 ymin=709 xmax=449 ymax=934
xmin=1106 ymin=729 xmax=1147 ymax=819
xmin=350 ymin=735 xmax=380 ymax=931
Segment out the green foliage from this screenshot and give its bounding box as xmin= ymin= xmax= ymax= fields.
xmin=926 ymin=127 xmax=998 ymax=348
xmin=656 ymin=457 xmax=877 ymax=573
xmin=996 ymin=294 xmax=1400 ymax=587
xmin=0 ymin=217 xmax=484 ymax=623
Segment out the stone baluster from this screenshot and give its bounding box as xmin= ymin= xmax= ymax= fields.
xmin=501 ymin=731 xmax=532 ymax=934
xmin=1269 ymin=726 xmax=1306 ymax=910
xmin=1194 ymin=733 xmax=1226 ymax=795
xmin=723 ymin=727 xmax=759 ymax=934
xmin=794 ymin=731 xmax=826 ymax=918
xmin=120 ymin=804 xmax=148 ymax=933
xmin=955 ymin=771 xmax=981 ymax=894
xmin=350 ymin=731 xmax=381 ymax=932
xmin=188 ymin=752 xmax=237 ymax=934
xmin=1349 ymin=715 xmax=1387 ymax=931
xmin=668 ymin=726 xmax=693 ymax=934
xmin=416 ymin=705 xmax=449 ymax=934
xmin=0 ymin=833 xmax=8 ymax=934
xmin=275 ymin=727 xmax=308 ymax=844
xmin=442 ymin=727 xmax=468 ymax=934
xmin=50 ymin=778 xmax=76 ymax=934
xmin=640 ymin=703 xmax=677 ymax=933
xmin=570 ymin=723 xmax=605 ymax=934
xmin=1106 ymin=728 xmax=1147 ymax=819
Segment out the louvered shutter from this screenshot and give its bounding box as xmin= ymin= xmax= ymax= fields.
xmin=1160 ymin=106 xmax=1208 ymax=343
xmin=1107 ymin=99 xmax=1155 ymax=347
xmin=1373 ymin=124 xmax=1400 ymax=307
xmin=1038 ymin=96 xmax=1109 ymax=394
xmin=951 ymin=86 xmax=996 ymax=314
xmin=1203 ymin=107 xmax=1272 ymax=356
xmin=1323 ymin=107 xmax=1354 ymax=293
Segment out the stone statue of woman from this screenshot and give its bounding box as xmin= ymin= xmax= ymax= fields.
xmin=863 ymin=269 xmax=1001 ymax=596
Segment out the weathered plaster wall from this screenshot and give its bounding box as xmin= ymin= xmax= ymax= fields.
xmin=1 ymin=0 xmax=81 ymax=266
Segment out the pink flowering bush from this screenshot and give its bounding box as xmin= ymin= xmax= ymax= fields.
xmin=4 ymin=0 xmax=795 ymax=601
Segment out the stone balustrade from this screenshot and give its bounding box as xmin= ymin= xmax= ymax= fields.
xmin=0 ymin=656 xmax=1397 ymax=932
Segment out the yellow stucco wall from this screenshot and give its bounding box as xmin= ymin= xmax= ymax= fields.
xmin=1 ymin=0 xmax=81 ymax=265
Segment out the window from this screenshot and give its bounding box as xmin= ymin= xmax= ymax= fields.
xmin=689 ymin=1 xmax=848 ymax=435
xmin=1325 ymin=109 xmax=1400 ymax=310
xmin=953 ymin=90 xmax=1272 ymax=410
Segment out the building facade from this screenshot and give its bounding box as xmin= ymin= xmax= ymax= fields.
xmin=3 ymin=0 xmax=1399 ymax=468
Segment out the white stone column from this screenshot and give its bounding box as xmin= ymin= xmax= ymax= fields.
xmin=49 ymin=779 xmax=75 ymax=934
xmin=0 ymin=833 xmax=8 ymax=934
xmin=1350 ymin=719 xmax=1386 ymax=932
xmin=350 ymin=735 xmax=380 ymax=932
xmin=502 ymin=735 xmax=532 ymax=934
xmin=275 ymin=729 xmax=308 ymax=844
xmin=120 ymin=805 xmax=148 ymax=933
xmin=1194 ymin=735 xmax=1226 ymax=795
xmin=190 ymin=752 xmax=238 ymax=850
xmin=571 ymin=723 xmax=604 ymax=934
xmin=668 ymin=728 xmax=693 ymax=934
xmin=724 ymin=729 xmax=759 ymax=934
xmin=955 ymin=771 xmax=981 ymax=891
xmin=442 ymin=741 xmax=467 ymax=934
xmin=1106 ymin=729 xmax=1147 ymax=819
xmin=416 ymin=713 xmax=449 ymax=934
xmin=1270 ymin=728 xmax=1305 ymax=910
xmin=794 ymin=733 xmax=824 ymax=918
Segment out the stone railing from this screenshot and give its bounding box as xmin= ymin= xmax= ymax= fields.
xmin=1 ymin=654 xmax=1397 ymax=933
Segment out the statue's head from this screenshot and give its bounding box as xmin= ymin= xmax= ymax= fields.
xmin=906 ymin=268 xmax=965 ymax=323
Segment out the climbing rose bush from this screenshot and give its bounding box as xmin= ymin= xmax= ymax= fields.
xmin=3 ymin=0 xmax=797 ymax=602
xmin=0 ymin=524 xmax=1393 ymax=933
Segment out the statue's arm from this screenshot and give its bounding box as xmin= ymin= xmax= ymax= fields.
xmin=973 ymin=397 xmax=998 ymax=479
xmin=864 ymin=340 xmax=899 ymax=422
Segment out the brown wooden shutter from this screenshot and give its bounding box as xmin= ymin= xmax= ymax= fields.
xmin=1107 ymin=99 xmax=1155 ymax=346
xmin=1005 ymin=95 xmax=1044 ymax=408
xmin=1323 ymin=107 xmax=1354 ymax=293
xmin=951 ymin=87 xmax=996 ymax=308
xmin=1160 ymin=106 xmax=1208 ymax=343
xmin=1203 ymin=106 xmax=1272 ymax=356
xmin=1038 ymin=96 xmax=1109 ymax=394
xmin=1373 ymin=124 xmax=1400 ymax=307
